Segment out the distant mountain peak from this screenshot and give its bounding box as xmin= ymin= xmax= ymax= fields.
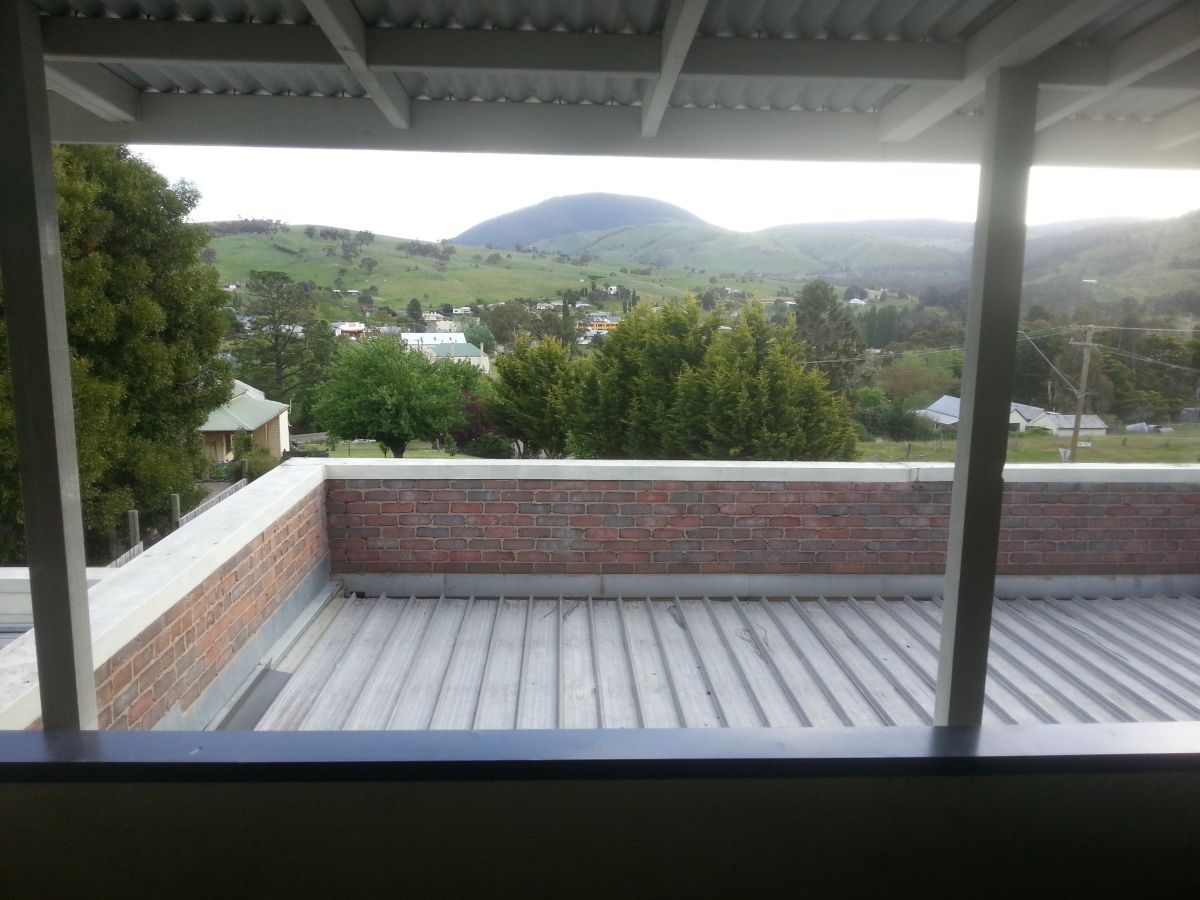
xmin=452 ymin=192 xmax=705 ymax=249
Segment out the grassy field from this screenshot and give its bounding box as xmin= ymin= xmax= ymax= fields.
xmin=209 ymin=227 xmax=802 ymax=322
xmin=303 ymin=440 xmax=453 ymax=459
xmin=859 ymin=424 xmax=1200 ymax=464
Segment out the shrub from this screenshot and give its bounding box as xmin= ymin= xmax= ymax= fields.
xmin=464 ymin=433 xmax=513 ymax=458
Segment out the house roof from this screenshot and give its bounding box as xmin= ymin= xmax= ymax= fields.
xmin=917 ymin=395 xmax=1049 ymax=426
xmin=425 ymin=342 xmax=484 ymax=358
xmin=1036 ymin=412 xmax=1110 ymax=430
xmin=200 ymin=382 xmax=288 ymax=433
xmin=33 ymin=2 xmax=1200 ymax=169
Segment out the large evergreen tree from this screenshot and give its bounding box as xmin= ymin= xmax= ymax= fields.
xmin=569 ymin=300 xmax=715 ymax=458
xmin=231 ymin=270 xmax=334 ymax=425
xmin=0 ymin=146 xmax=230 ymax=561
xmin=668 ymin=305 xmax=857 ymax=460
xmin=488 ymin=336 xmax=573 ymax=458
xmin=795 ymin=278 xmax=866 ymax=395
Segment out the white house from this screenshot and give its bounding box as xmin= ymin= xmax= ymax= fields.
xmin=420 ymin=342 xmax=491 ymax=374
xmin=332 ymin=321 xmax=367 ymax=339
xmin=452 ymin=306 xmax=474 ymax=316
xmin=1028 ymin=411 xmax=1109 ymax=438
xmin=422 ymin=311 xmax=444 ymax=322
xmin=198 ymin=380 xmax=290 ymax=463
xmin=916 ymin=395 xmax=1041 ymax=432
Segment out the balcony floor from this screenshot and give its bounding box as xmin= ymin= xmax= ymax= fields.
xmin=250 ymin=594 xmax=1200 ymax=731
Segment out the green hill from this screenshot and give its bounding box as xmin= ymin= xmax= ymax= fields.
xmin=204 ymin=226 xmax=802 ymax=321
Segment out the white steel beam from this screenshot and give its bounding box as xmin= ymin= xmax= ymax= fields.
xmin=935 ymin=67 xmax=1039 ymax=728
xmin=879 ymin=0 xmax=1125 ymax=143
xmin=45 ymin=90 xmax=1200 ymax=169
xmin=0 ymin=1 xmax=97 ymax=730
xmin=1154 ymin=100 xmax=1200 ymax=150
xmin=303 ymin=0 xmax=410 ymax=128
xmin=1036 ymin=2 xmax=1200 ymax=130
xmin=641 ymin=0 xmax=708 ymax=138
xmin=44 ymin=61 xmax=138 ymax=123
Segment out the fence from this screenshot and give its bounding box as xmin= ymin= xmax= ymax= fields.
xmin=109 ymin=542 xmax=144 ymax=568
xmin=177 ymin=479 xmax=248 ymax=528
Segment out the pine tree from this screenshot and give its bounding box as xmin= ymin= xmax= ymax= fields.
xmin=794 ymin=278 xmax=866 ymax=395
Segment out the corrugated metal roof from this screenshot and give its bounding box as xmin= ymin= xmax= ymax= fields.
xmin=254 ymin=594 xmax=1200 ymax=731
xmin=32 ymin=1 xmax=1200 ymax=166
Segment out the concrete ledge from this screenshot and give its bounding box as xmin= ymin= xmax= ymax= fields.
xmin=0 ymin=567 xmax=111 ymax=624
xmin=315 ymin=457 xmax=1200 ymax=484
xmin=0 ymin=463 xmax=325 ymax=729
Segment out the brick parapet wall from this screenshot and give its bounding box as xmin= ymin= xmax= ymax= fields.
xmin=92 ymin=487 xmax=327 ymax=731
xmin=326 ymin=478 xmax=1199 ymax=578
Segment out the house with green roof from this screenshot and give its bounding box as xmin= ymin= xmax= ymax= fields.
xmin=419 ymin=341 xmax=491 ymax=374
xmin=199 ymin=380 xmax=290 ymax=463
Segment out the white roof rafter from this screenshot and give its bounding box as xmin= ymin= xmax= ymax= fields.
xmin=43 ymin=61 xmax=138 ymax=123
xmin=879 ymin=0 xmax=1128 ymax=143
xmin=303 ymin=0 xmax=410 ymax=128
xmin=641 ymin=0 xmax=707 ymax=138
xmin=1035 ymin=1 xmax=1200 ymax=131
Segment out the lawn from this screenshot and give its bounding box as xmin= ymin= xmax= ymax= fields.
xmin=858 ymin=424 xmax=1200 ymax=464
xmin=302 ymin=440 xmax=455 ymax=459
xmin=305 ymin=427 xmax=1200 ymax=465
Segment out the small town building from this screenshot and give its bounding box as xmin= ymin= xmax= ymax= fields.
xmin=916 ymin=395 xmax=1045 ymax=432
xmin=1028 ymin=411 xmax=1109 ymax=437
xmin=419 ymin=341 xmax=491 ymax=374
xmin=198 ymin=380 xmax=290 ymax=463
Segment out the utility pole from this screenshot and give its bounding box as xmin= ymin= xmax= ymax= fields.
xmin=1068 ymin=325 xmax=1097 ymax=462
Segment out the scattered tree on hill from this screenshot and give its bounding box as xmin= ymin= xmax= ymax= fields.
xmin=489 ymin=337 xmax=574 ymax=458
xmin=795 ymin=278 xmax=866 ymax=395
xmin=313 ymin=339 xmax=471 ymax=457
xmin=0 ymin=145 xmax=231 ymax=561
xmin=359 ymin=257 xmax=378 ymax=275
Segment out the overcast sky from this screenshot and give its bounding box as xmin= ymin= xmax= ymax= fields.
xmin=132 ymin=145 xmax=1200 ymax=242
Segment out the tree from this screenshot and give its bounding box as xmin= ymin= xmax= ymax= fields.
xmin=232 ymin=271 xmax=328 ymax=410
xmin=359 ymin=257 xmax=378 ymax=275
xmin=795 ymin=279 xmax=866 ymax=395
xmin=465 ymin=322 xmax=497 ymax=355
xmin=568 ymin=300 xmax=716 ymax=458
xmin=440 ymin=303 xmax=454 ymax=317
xmin=313 ymin=339 xmax=470 ymax=457
xmin=0 ymin=145 xmax=230 ymax=561
xmin=406 ymin=298 xmax=423 ymax=323
xmin=480 ymin=300 xmax=534 ymax=345
xmin=667 ymin=305 xmax=857 ymax=460
xmin=489 ymin=337 xmax=574 ymax=458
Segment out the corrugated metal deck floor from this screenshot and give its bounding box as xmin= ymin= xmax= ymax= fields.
xmin=254 ymin=595 xmax=1200 ymax=730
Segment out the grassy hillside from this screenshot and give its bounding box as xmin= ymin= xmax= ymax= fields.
xmin=533 ymin=221 xmax=967 ymax=286
xmin=206 ymin=227 xmax=804 ymax=321
xmin=1023 ymin=211 xmax=1200 ymax=302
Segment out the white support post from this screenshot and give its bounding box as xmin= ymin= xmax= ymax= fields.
xmin=934 ymin=67 xmax=1038 ymax=728
xmin=0 ymin=1 xmax=97 ymax=730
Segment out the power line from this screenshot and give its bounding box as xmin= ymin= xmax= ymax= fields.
xmin=1091 ymin=343 xmax=1200 ymax=375
xmin=1018 ymin=330 xmax=1080 ymax=396
xmin=1089 ymin=325 xmax=1198 ymax=335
